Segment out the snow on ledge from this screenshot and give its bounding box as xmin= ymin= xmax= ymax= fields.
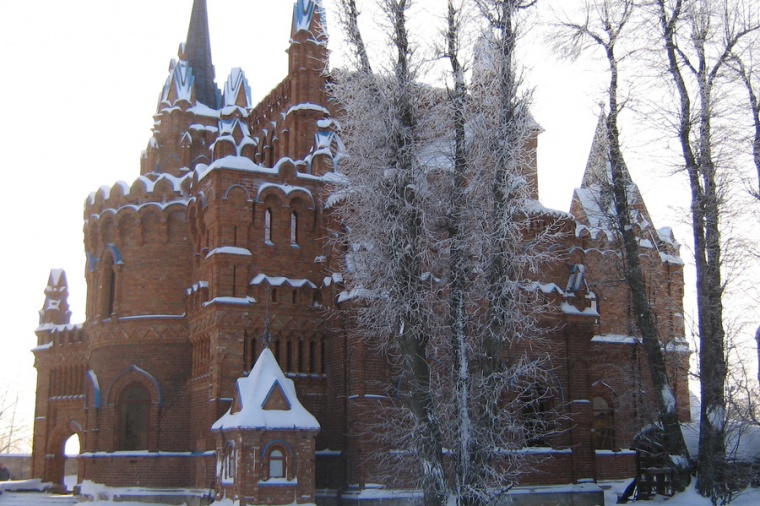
xmin=206 ymin=246 xmax=253 ymax=259
xmin=560 ymin=301 xmax=600 ymax=317
xmin=316 ymin=449 xmax=342 ymax=457
xmin=591 ymin=334 xmax=640 ymax=345
xmin=202 ymin=296 xmax=256 ymax=307
xmin=117 ymin=314 xmax=185 ymax=321
xmin=286 ymin=103 xmax=329 ymax=117
xmin=595 ymin=448 xmax=636 ymax=456
xmin=258 ymin=477 xmax=298 ymax=486
xmin=250 ymin=274 xmax=317 ymax=289
xmin=36 ymin=323 xmax=83 ymax=333
xmin=31 ymin=342 xmax=54 ymax=352
xmin=79 ymin=450 xmax=215 ymax=458
xmin=660 ymin=252 xmax=685 ymax=265
xmin=78 ymin=479 xmax=212 ymax=502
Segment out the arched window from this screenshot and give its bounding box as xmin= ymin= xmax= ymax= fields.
xmin=521 ymin=385 xmax=554 ymax=447
xmin=221 ymin=441 xmax=236 ymax=484
xmin=268 ymin=448 xmax=285 ymax=479
xmin=264 ymin=208 xmax=273 ymax=245
xmin=119 ymin=384 xmax=150 ymax=450
xmin=593 ymin=397 xmax=615 ymax=450
xmin=290 ymin=212 xmax=298 ymax=246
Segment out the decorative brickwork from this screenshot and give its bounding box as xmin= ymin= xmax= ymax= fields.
xmin=31 ymin=0 xmax=690 ymax=501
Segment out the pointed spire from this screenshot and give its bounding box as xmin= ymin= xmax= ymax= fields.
xmin=184 ymin=0 xmax=219 ymax=108
xmin=572 ymin=108 xmax=654 ymax=232
xmin=39 ymin=269 xmax=72 ymax=327
xmin=582 ymin=107 xmax=632 ymax=189
xmin=292 ymin=0 xmax=326 ymax=36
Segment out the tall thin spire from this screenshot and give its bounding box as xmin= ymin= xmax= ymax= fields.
xmin=184 ymin=0 xmax=218 ymax=108
xmin=580 ymin=108 xmax=633 ymax=187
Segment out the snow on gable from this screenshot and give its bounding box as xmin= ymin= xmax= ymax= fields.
xmin=293 ymin=0 xmax=325 ymax=34
xmin=212 ymin=348 xmax=320 ymax=431
xmin=160 ymin=58 xmax=195 ymax=108
xmin=49 ymin=268 xmax=65 ymax=287
xmin=223 ymin=67 xmax=251 ymax=109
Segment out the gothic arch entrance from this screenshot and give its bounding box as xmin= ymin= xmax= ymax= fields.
xmin=44 ymin=420 xmax=83 ymax=488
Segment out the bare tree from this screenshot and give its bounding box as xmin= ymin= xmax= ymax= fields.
xmin=649 ymin=0 xmax=759 ymax=501
xmin=730 ymin=45 xmax=760 ymax=200
xmin=0 ymin=389 xmax=29 ymax=455
xmin=555 ymin=0 xmax=691 ymax=490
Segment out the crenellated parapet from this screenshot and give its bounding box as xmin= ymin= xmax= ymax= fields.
xmin=84 ymin=173 xmax=193 ymax=259
xmin=82 ymin=173 xmax=193 ymax=321
xmin=85 ymin=173 xmax=193 ymax=219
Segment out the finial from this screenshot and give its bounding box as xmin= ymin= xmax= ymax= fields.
xmin=260 ymin=319 xmax=273 ymax=349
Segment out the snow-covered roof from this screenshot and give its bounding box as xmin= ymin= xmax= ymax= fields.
xmin=212 ymin=348 xmax=320 ymax=431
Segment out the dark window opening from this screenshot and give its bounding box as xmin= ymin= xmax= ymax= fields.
xmin=593 ymin=397 xmax=615 ymax=450
xmin=119 ymin=384 xmax=150 ymax=450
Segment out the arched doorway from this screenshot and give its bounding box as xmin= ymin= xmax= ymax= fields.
xmin=44 ymin=421 xmax=82 ymax=489
xmin=63 ymin=434 xmax=81 ymax=490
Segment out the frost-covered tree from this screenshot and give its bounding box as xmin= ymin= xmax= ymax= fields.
xmin=649 ymin=0 xmax=759 ymax=501
xmin=332 ymin=1 xmax=448 ymax=503
xmin=554 ymin=0 xmax=691 ymax=490
xmin=332 ymin=1 xmax=566 ymax=504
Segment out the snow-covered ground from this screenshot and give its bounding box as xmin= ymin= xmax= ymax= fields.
xmin=600 ymin=480 xmax=760 ymax=505
xmin=1 ymin=479 xmax=759 ymax=505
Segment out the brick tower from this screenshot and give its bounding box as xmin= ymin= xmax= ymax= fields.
xmin=31 ymin=0 xmax=691 ymax=502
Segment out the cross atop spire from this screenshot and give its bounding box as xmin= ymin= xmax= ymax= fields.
xmin=184 ymin=0 xmax=218 ymax=108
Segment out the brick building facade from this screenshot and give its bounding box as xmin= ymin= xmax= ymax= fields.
xmin=31 ymin=0 xmax=690 ymax=502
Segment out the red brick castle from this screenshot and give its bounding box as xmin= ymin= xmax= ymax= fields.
xmin=32 ymin=0 xmax=691 ymax=503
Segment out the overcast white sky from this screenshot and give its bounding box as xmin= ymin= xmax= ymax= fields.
xmin=0 ymin=0 xmax=712 ymax=440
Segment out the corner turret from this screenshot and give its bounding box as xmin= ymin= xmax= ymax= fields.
xmin=143 ymin=0 xmax=222 ymax=176
xmin=282 ymin=0 xmax=331 ymax=166
xmin=288 ymin=0 xmax=328 ymax=88
xmin=38 ymin=269 xmax=71 ymax=327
